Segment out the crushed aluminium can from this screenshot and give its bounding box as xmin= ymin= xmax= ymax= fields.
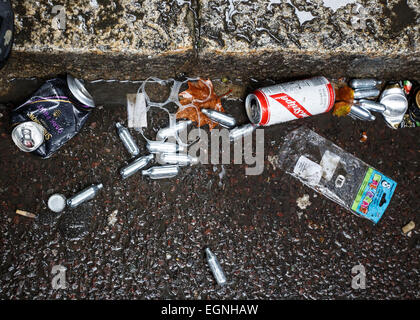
xmin=11 ymin=121 xmax=45 ymax=152
xmin=245 ymin=76 xmax=335 ymax=126
xmin=399 ymin=80 xmax=420 ymax=128
xmin=11 ymin=74 xmax=95 ymax=158
xmin=380 ymin=83 xmax=408 ymax=129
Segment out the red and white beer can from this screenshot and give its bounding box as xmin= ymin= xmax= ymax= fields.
xmin=245 ymin=76 xmax=335 ymax=126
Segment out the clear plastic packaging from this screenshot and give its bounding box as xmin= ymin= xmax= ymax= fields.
xmin=277 ymin=127 xmax=397 ymax=223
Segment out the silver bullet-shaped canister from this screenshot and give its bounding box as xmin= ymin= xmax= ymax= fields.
xmin=116 ymin=122 xmax=140 ymax=157
xmin=353 ymin=88 xmax=380 ymax=99
xmin=201 ymin=108 xmax=237 ymax=129
xmin=349 ymin=104 xmax=376 ymax=121
xmin=349 ymin=79 xmax=382 ymax=89
xmin=229 ymin=123 xmax=257 ymax=141
xmin=205 ymin=248 xmax=227 ymax=286
xmin=159 ymin=153 xmax=199 ymax=166
xmin=156 ymin=120 xmax=192 ymax=140
xmin=67 ymin=183 xmax=104 ymax=208
xmin=120 ymin=154 xmax=154 ymax=179
xmin=147 ymin=141 xmax=183 ymax=154
xmin=356 ymin=99 xmax=386 ymax=113
xmin=142 ymin=165 xmax=179 ymax=179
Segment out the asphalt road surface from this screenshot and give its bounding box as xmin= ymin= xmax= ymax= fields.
xmin=0 ymin=80 xmax=418 ymax=299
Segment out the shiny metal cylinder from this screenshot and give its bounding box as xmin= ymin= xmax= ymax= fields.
xmin=229 ymin=123 xmax=257 ymax=141
xmin=356 ymin=99 xmax=386 ymax=113
xmin=120 ymin=154 xmax=154 ymax=179
xmin=353 ymin=88 xmax=380 ymax=99
xmin=67 ymin=183 xmax=103 ymax=208
xmin=201 ymin=108 xmax=236 ymax=129
xmin=349 ymin=79 xmax=381 ymax=89
xmin=147 ymin=141 xmax=183 ymax=153
xmin=159 ymin=153 xmax=198 ymax=166
xmin=349 ymin=105 xmax=376 ymax=121
xmin=11 ymin=121 xmax=45 ymax=152
xmin=156 ymin=120 xmax=192 ymax=140
xmin=142 ymin=165 xmax=179 ymax=179
xmin=380 ymin=84 xmax=408 ymax=128
xmin=116 ymin=122 xmax=140 ymax=157
xmin=205 ymin=248 xmax=227 ymax=286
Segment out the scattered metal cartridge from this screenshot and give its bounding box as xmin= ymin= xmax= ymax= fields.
xmin=201 ymin=108 xmax=237 ymax=129
xmin=147 ymin=141 xmax=183 ymax=154
xmin=159 ymin=153 xmax=199 ymax=166
xmin=115 ymin=122 xmax=140 ymax=157
xmin=205 ymin=248 xmax=227 ymax=286
xmin=67 ymin=183 xmax=104 ymax=208
xmin=356 ymin=99 xmax=386 ymax=113
xmin=349 ymin=79 xmax=382 ymax=89
xmin=156 ymin=120 xmax=192 ymax=140
xmin=142 ymin=165 xmax=179 ymax=179
xmin=229 ymin=123 xmax=257 ymax=141
xmin=353 ymin=88 xmax=380 ymax=99
xmin=349 ymin=105 xmax=376 ymax=121
xmin=120 ymin=154 xmax=154 ymax=179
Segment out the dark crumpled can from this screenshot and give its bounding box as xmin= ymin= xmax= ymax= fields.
xmin=11 ymin=74 xmax=95 ymax=158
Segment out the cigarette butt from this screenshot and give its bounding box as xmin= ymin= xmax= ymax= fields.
xmin=15 ymin=209 xmax=37 ymax=219
xmin=402 ymin=221 xmax=415 ymax=234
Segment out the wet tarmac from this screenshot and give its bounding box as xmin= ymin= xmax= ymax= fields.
xmin=0 ymin=79 xmax=418 ymax=299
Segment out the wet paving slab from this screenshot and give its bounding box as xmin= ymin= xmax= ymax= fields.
xmin=0 ymin=79 xmax=419 ymax=299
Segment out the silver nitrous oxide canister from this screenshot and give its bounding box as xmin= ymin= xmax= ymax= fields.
xmin=205 ymin=248 xmax=227 ymax=286
xmin=159 ymin=153 xmax=198 ymax=166
xmin=116 ymin=122 xmax=140 ymax=157
xmin=147 ymin=141 xmax=183 ymax=154
xmin=349 ymin=79 xmax=382 ymax=89
xmin=142 ymin=165 xmax=179 ymax=179
xmin=201 ymin=108 xmax=237 ymax=129
xmin=356 ymin=99 xmax=386 ymax=113
xmin=156 ymin=120 xmax=192 ymax=140
xmin=349 ymin=104 xmax=376 ymax=121
xmin=353 ymin=88 xmax=380 ymax=100
xmin=67 ymin=183 xmax=104 ymax=208
xmin=120 ymin=154 xmax=154 ymax=179
xmin=229 ymin=123 xmax=257 ymax=141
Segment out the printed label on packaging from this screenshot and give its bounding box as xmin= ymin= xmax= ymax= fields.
xmin=320 ymin=150 xmax=341 ymax=182
xmin=293 ymin=155 xmax=322 ymax=185
xmin=351 ymin=168 xmax=397 ymax=224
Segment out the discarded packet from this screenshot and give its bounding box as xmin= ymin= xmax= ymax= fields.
xmin=11 ymin=74 xmax=95 ymax=158
xmin=277 ymin=127 xmax=397 ymax=224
